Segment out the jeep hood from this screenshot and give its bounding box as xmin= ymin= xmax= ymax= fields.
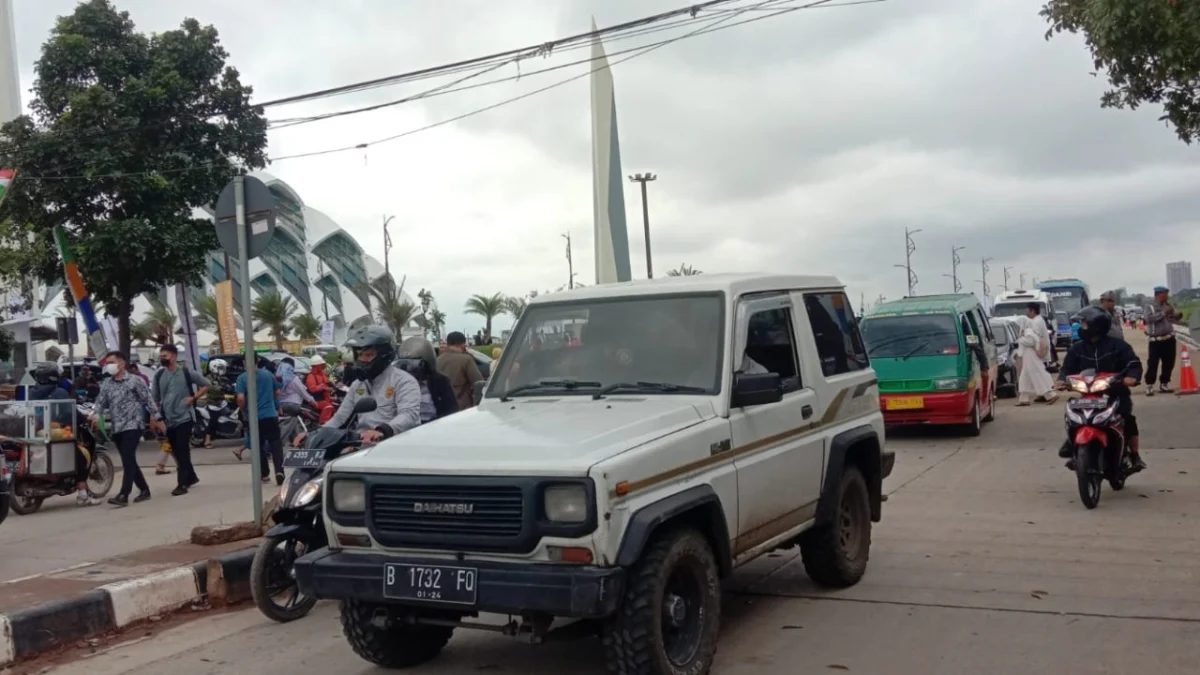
xmin=329 ymin=398 xmax=714 ymax=476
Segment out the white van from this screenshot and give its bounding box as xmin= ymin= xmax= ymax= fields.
xmin=991 ymin=290 xmax=1057 ymax=361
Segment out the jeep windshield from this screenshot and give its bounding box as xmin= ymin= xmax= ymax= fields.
xmin=488 ymin=293 xmax=724 ymax=399
xmin=861 ymin=314 xmax=960 ymax=358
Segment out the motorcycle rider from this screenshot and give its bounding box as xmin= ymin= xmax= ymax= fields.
xmin=30 ymin=363 xmax=99 ymax=506
xmin=396 ymin=337 xmax=459 ymax=422
xmin=201 ymin=358 xmax=232 ymax=448
xmin=305 ymin=356 xmax=333 ymax=417
xmin=1055 ymin=306 xmax=1145 ymax=471
xmin=292 ymin=325 xmax=421 ymax=447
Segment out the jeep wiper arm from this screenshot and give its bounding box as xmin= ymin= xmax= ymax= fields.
xmin=593 ymin=381 xmax=708 ymax=400
xmin=500 ymin=379 xmax=602 ymax=402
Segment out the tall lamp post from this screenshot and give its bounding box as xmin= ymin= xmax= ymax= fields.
xmin=628 ymin=173 xmax=657 ymax=278
xmin=382 ymin=215 xmax=396 ymax=277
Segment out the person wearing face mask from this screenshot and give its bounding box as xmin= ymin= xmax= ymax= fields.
xmin=89 ymin=351 xmax=163 ymax=506
xmin=396 ymin=337 xmax=458 ymax=423
xmin=150 ymin=345 xmax=209 ymax=496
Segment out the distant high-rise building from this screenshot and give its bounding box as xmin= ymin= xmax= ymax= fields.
xmin=1166 ymin=261 xmax=1192 ymax=294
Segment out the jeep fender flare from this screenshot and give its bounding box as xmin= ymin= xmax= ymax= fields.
xmin=615 ymin=485 xmax=733 ymax=577
xmin=816 ymin=425 xmax=884 ymax=525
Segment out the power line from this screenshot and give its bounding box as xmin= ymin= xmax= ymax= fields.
xmin=7 ymin=0 xmax=884 ymax=183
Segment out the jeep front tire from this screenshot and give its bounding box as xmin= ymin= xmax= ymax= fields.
xmin=340 ymin=599 xmax=453 ymax=668
xmin=603 ymin=527 xmax=721 ymax=675
xmin=800 ymin=465 xmax=871 ymax=588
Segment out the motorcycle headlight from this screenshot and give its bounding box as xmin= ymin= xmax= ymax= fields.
xmin=543 ymin=484 xmax=588 ymax=523
xmin=1090 ymin=379 xmax=1111 ymax=393
xmin=331 ymin=479 xmax=366 ymax=513
xmin=1070 ymin=380 xmax=1090 ymax=393
xmin=290 ymin=477 xmax=324 ymax=508
xmin=934 ymin=378 xmax=968 ymax=391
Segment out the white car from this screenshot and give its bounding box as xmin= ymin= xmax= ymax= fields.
xmin=295 ymin=273 xmax=893 ymax=675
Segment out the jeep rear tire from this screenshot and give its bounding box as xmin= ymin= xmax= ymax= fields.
xmin=340 ymin=599 xmax=453 ymax=668
xmin=800 ymin=465 xmax=871 ymax=588
xmin=603 ymin=527 xmax=721 ymax=675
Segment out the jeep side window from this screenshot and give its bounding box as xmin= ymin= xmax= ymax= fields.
xmin=741 ymin=308 xmax=802 ymax=393
xmin=803 ymin=292 xmax=868 ymax=376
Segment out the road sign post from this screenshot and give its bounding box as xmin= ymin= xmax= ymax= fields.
xmin=214 ymin=174 xmax=276 ymax=527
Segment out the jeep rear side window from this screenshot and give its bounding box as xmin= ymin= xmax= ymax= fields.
xmin=743 ymin=308 xmax=802 ymax=392
xmin=803 ymin=292 xmax=869 ymax=376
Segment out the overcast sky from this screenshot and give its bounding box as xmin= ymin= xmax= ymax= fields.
xmin=10 ymin=0 xmax=1199 ymax=335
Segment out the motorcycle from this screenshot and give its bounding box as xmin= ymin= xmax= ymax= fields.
xmin=1063 ymin=369 xmax=1136 ymax=510
xmin=250 ymin=396 xmax=378 ymax=622
xmin=2 ymin=404 xmax=115 ymax=515
xmin=191 ymin=394 xmax=244 ymax=447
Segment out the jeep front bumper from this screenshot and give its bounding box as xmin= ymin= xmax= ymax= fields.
xmin=294 ymin=549 xmax=625 ymax=619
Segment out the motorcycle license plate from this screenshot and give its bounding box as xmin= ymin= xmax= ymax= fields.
xmin=383 ymin=563 xmax=478 ymax=606
xmin=282 ymin=449 xmax=324 ymax=469
xmin=1069 ymin=398 xmax=1108 ymax=410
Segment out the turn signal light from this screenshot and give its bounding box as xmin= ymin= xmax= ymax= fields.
xmin=548 ymin=546 xmax=594 ymax=564
xmin=336 ymin=533 xmax=371 ymax=547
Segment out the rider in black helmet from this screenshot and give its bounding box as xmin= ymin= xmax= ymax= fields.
xmin=396 ymin=336 xmax=458 ymax=422
xmin=1055 ymin=306 xmax=1146 ymax=471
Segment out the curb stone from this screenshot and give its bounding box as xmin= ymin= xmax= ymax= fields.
xmin=0 ymin=546 xmax=258 ymax=666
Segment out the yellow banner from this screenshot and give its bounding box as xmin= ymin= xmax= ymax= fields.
xmin=215 ymin=280 xmax=239 ymax=353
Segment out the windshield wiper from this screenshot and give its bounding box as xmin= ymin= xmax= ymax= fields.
xmin=592 ymin=381 xmax=708 ymax=400
xmin=899 ymin=340 xmax=933 ymax=361
xmin=500 ymin=379 xmax=602 ymax=402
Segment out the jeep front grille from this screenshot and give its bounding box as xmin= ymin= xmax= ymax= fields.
xmin=370 ymin=483 xmax=525 ymax=544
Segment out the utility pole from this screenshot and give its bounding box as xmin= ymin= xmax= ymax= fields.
xmin=894 ymin=227 xmax=921 ymax=296
xmin=628 ymin=173 xmax=657 ymax=278
xmin=1002 ymin=266 xmax=1012 ymax=291
xmin=1019 ymin=273 xmax=1027 ymax=289
xmin=944 ymin=245 xmax=965 ymax=293
xmin=562 ymin=233 xmax=576 ymax=290
xmin=382 ymin=215 xmax=396 ymax=278
xmin=981 ymin=257 xmax=993 ymax=300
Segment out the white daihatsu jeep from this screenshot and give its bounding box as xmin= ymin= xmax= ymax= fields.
xmin=295 ymin=273 xmax=893 ymax=675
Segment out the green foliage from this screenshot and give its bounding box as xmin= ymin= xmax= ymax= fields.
xmin=1041 ymin=0 xmax=1200 ymax=143
xmin=290 ymin=313 xmax=321 ymax=340
xmin=365 ymin=275 xmax=418 ymax=338
xmin=193 ymin=293 xmax=219 ymax=331
xmin=0 ymin=328 xmax=12 ymax=361
xmin=251 ymin=291 xmax=296 ymax=349
xmin=0 ymin=0 xmax=268 ymax=353
xmin=666 ymin=263 xmax=702 ymax=276
xmin=464 ymin=292 xmax=506 ymax=339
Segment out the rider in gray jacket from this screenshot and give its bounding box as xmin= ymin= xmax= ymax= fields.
xmin=320 ymin=325 xmax=421 ymax=443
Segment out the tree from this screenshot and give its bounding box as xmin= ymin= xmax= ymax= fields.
xmin=465 ymin=293 xmax=506 ymax=340
xmin=666 ymin=263 xmax=702 ymax=276
xmin=193 ymin=293 xmax=219 ymax=331
xmin=503 ymin=294 xmax=529 ymax=319
xmin=367 ymin=275 xmax=418 ymax=338
xmin=290 ymin=313 xmax=321 ymax=341
xmin=1041 ymin=0 xmax=1200 ymax=143
xmin=0 ymin=0 xmax=268 ymax=355
xmin=129 ymin=322 xmax=154 ymax=347
xmin=428 ymin=308 xmax=447 ymax=340
xmin=140 ymin=300 xmax=177 ymax=345
xmin=252 ymin=291 xmax=296 ymax=349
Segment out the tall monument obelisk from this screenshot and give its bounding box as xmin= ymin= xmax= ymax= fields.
xmin=589 ymin=18 xmax=632 ymax=285
xmin=0 ymin=0 xmax=20 ymax=123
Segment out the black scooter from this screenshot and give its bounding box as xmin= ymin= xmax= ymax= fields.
xmin=250 ymin=396 xmax=377 ymax=622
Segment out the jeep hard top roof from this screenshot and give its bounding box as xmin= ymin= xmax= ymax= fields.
xmin=526 ymin=272 xmax=844 ymax=306
xmin=865 ymin=293 xmax=980 ymax=318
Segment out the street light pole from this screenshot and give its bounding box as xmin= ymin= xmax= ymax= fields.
xmin=981 ymin=257 xmax=993 ymax=300
xmin=382 ymin=215 xmax=396 ymax=278
xmin=949 ymin=245 xmax=966 ymax=293
xmin=1003 ymin=266 xmax=1013 ymax=291
xmin=897 ymin=227 xmax=922 ymax=296
xmin=628 ymin=173 xmax=657 ymax=278
xmin=562 ymin=233 xmax=576 ymax=290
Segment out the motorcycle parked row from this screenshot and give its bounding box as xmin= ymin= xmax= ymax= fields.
xmin=250 ymin=396 xmax=377 ymax=623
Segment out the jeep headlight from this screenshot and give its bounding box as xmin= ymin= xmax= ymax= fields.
xmin=934 ymin=378 xmax=968 ymax=390
xmin=331 ymin=479 xmax=366 ymax=512
xmin=544 ymin=484 xmax=587 ymax=523
xmin=290 ymin=477 xmax=323 ymax=508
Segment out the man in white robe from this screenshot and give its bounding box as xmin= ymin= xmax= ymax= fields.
xmin=1016 ymin=307 xmax=1058 ymax=405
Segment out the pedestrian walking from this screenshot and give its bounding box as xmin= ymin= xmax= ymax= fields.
xmin=437 ymin=331 xmax=484 ymax=410
xmin=1016 ymin=311 xmax=1059 ymax=406
xmin=1144 ymin=286 xmax=1183 ymax=396
xmin=235 ymin=356 xmax=285 ymax=485
xmin=151 ymin=345 xmax=209 ymax=496
xmin=89 ymin=351 xmax=160 ymax=506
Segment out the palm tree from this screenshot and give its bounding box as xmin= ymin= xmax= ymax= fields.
xmin=193 ymin=293 xmax=220 ymax=332
xmin=252 ymin=291 xmax=297 ymax=349
xmin=130 ymin=322 xmax=154 ymax=347
xmin=428 ymin=308 xmax=447 ymax=340
xmin=368 ymin=275 xmax=419 ymax=337
xmin=503 ymin=294 xmax=528 ymax=319
xmin=141 ymin=300 xmax=177 ymax=345
xmin=291 ymin=313 xmax=322 ymax=341
xmin=465 ymin=293 xmax=506 ymax=340
xmin=666 ymin=263 xmax=702 ymax=276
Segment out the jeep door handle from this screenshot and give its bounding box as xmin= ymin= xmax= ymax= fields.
xmin=801 ymin=405 xmax=814 ymax=419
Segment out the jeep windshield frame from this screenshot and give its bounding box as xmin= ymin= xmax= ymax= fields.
xmin=485 ymin=291 xmax=726 ymax=400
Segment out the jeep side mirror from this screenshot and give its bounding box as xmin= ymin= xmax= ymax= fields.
xmin=473 ymin=380 xmax=486 ymax=406
xmin=353 ymin=397 xmax=378 ymax=414
xmin=731 ymin=372 xmax=783 ymax=408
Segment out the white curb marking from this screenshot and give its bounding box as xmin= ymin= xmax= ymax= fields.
xmin=100 ymin=567 xmax=201 ymax=628
xmin=1 ymin=613 xmax=15 ymax=666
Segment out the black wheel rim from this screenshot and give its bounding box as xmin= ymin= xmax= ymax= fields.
xmin=264 ymin=538 xmax=309 ymax=610
xmin=839 ymin=487 xmax=865 ymax=560
xmin=661 ymin=558 xmax=706 ymax=666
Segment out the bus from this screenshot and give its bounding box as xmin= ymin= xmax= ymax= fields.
xmin=1035 ymin=279 xmax=1090 ymax=344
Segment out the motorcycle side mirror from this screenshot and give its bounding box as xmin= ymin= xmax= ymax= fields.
xmin=353 ymin=397 xmax=378 ymax=414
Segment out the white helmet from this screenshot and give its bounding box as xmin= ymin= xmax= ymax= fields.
xmin=209 ymin=358 xmax=228 ymax=376
xmin=309 ymin=356 xmax=327 ymax=369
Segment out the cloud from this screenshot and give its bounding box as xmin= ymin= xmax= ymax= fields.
xmin=11 ymin=0 xmax=1196 ymax=335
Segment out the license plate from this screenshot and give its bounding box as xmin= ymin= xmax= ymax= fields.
xmin=1069 ymin=398 xmax=1108 ymax=410
xmin=282 ymin=448 xmax=324 ymax=469
xmin=383 ymin=563 xmax=478 ymax=605
xmin=886 ymin=396 xmax=924 ymax=411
